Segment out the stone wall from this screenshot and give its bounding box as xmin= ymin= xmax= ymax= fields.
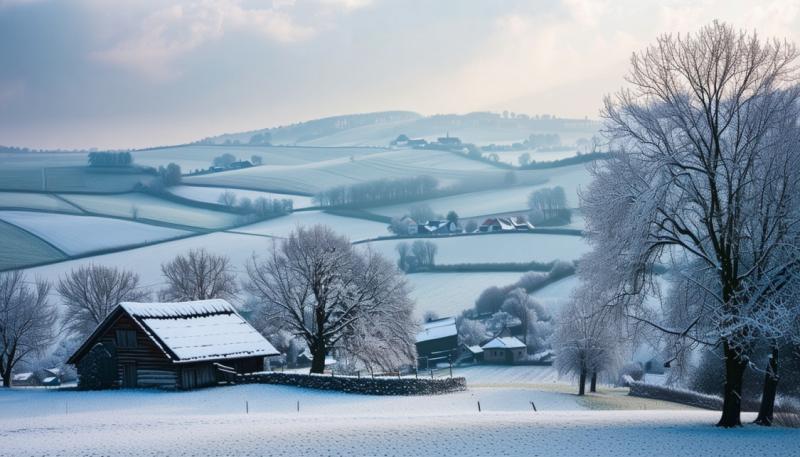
xmin=237 ymin=372 xmax=466 ymax=395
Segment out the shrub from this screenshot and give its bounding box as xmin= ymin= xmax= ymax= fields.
xmin=775 ymin=397 xmax=800 ymax=428
xmin=618 ymin=362 xmax=644 ymax=385
xmin=77 ymin=343 xmax=117 ymax=390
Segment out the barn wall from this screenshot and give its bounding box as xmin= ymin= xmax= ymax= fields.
xmin=83 ymin=314 xmax=177 ymax=388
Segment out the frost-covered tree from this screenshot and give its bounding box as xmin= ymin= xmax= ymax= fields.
xmin=57 ymin=265 xmax=150 ymax=338
xmin=554 ymin=283 xmax=623 ymax=395
xmin=501 ymin=288 xmax=552 ymax=352
xmin=160 ymin=249 xmax=239 ymax=302
xmin=245 ymin=225 xmax=416 ymax=374
xmin=0 ymin=272 xmax=57 ymax=387
xmin=586 ymin=21 xmax=800 ymax=426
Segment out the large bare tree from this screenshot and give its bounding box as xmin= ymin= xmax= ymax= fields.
xmin=0 ymin=272 xmax=57 ymax=387
xmin=245 ymin=225 xmax=416 ymax=374
xmin=57 ymin=265 xmax=150 ymax=337
xmin=160 ymin=248 xmax=239 ymax=302
xmin=585 ymin=21 xmax=800 ymax=426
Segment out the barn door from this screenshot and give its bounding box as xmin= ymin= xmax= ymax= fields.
xmin=122 ymin=363 xmax=137 ymax=388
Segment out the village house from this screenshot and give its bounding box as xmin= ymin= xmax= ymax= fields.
xmin=415 ymin=317 xmax=459 ymax=369
xmin=418 ymin=220 xmax=459 ymax=235
xmin=480 ymin=336 xmax=527 ymax=364
xmin=477 ymin=216 xmax=533 ymax=233
xmin=67 ymin=299 xmax=279 ymax=390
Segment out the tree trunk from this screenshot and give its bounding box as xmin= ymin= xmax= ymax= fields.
xmin=309 ymin=340 xmax=327 ymax=374
xmin=1 ymin=368 xmax=10 ymax=387
xmin=590 ymin=372 xmax=597 ymax=393
xmin=578 ymin=368 xmax=586 ymax=396
xmin=717 ymin=341 xmax=748 ymax=428
xmin=754 ymin=347 xmax=779 ymax=426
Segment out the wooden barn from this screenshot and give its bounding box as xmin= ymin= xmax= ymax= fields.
xmin=415 ymin=317 xmax=459 ymax=369
xmin=67 ymin=299 xmax=279 ymax=390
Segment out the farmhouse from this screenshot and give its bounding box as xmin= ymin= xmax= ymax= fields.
xmin=418 ymin=220 xmax=459 ymax=235
xmin=477 ymin=217 xmax=533 ymax=233
xmin=415 ymin=317 xmax=459 ymax=369
xmin=67 ymin=299 xmax=279 ymax=390
xmin=481 ymin=336 xmax=527 ymax=364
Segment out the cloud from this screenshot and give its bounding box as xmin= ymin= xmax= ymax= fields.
xmin=318 ymin=0 xmax=372 ymax=10
xmin=91 ymin=0 xmax=315 ymax=81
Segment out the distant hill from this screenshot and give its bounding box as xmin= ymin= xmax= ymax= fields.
xmin=200 ymin=111 xmax=601 ymax=148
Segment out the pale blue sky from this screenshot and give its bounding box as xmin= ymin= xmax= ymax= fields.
xmin=1 ymin=0 xmax=799 ymax=149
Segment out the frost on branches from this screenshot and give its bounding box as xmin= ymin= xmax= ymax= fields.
xmin=583 ymin=21 xmax=800 ymax=427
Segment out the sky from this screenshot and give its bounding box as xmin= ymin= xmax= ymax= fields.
xmin=2 ymin=0 xmax=800 ymax=149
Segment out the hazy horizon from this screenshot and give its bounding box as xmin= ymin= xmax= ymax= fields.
xmin=2 ymin=0 xmax=799 ymax=150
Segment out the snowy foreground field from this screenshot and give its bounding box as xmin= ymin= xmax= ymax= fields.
xmin=1 ymin=382 xmax=797 ymax=457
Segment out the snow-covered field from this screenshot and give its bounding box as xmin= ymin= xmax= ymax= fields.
xmin=131 ymin=145 xmax=382 ymax=171
xmin=406 ymin=272 xmax=525 ymax=318
xmin=184 ymin=149 xmax=518 ymax=194
xmin=236 ymin=210 xmax=390 ymax=241
xmin=60 ymin=193 xmax=242 ymax=229
xmin=367 ymin=163 xmax=591 ymax=219
xmin=530 ymin=275 xmax=581 ymax=312
xmin=0 ymin=220 xmax=66 ymax=270
xmin=0 ymin=192 xmax=81 ymax=213
xmin=363 ymin=233 xmax=589 ymax=265
xmin=22 ymin=231 xmax=274 ymax=289
xmin=0 ymin=384 xmax=794 ymax=457
xmin=168 ymin=185 xmax=316 ymax=208
xmin=0 ymin=210 xmax=191 ymax=255
xmin=490 ymin=148 xmax=582 ymax=165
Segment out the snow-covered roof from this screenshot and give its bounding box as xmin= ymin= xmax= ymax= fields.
xmin=481 ymin=336 xmax=526 ymax=350
xmin=466 ymin=345 xmax=483 ymax=354
xmin=416 ymin=317 xmax=457 ymax=343
xmin=12 ymin=372 xmax=33 ymax=381
xmin=121 ymin=299 xmax=279 ymax=363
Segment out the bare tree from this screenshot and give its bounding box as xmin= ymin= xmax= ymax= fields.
xmin=245 ymin=225 xmax=416 ymax=374
xmin=57 ymin=265 xmax=150 ymax=338
xmin=160 ymin=248 xmax=239 ymax=302
xmin=0 ymin=272 xmax=57 ymax=387
xmin=587 ymin=21 xmax=800 ymax=426
xmin=411 ymin=240 xmax=437 ymax=268
xmin=528 ymin=186 xmax=568 ymax=223
xmin=217 ymin=191 xmax=237 ymax=208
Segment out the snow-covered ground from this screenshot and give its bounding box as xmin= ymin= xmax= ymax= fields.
xmin=0 ymin=384 xmax=795 ymax=457
xmin=184 ymin=149 xmax=516 ymax=194
xmin=0 ymin=210 xmax=191 ymax=255
xmin=236 ymin=210 xmax=390 ymax=241
xmin=22 ymin=231 xmax=275 ymax=290
xmin=367 ymin=163 xmax=591 ymax=219
xmin=0 ymin=192 xmax=81 ymax=213
xmin=530 ymin=275 xmax=581 ymax=312
xmin=406 ymin=272 xmax=525 ymax=318
xmin=168 ymin=185 xmax=316 ymax=209
xmin=490 ymin=148 xmax=582 ymax=166
xmin=60 ymin=193 xmax=241 ymax=229
xmin=363 ymin=233 xmax=589 ymax=265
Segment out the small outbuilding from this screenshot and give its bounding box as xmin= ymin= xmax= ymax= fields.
xmin=68 ymin=299 xmax=279 ymax=390
xmin=481 ymin=336 xmax=527 ymax=364
xmin=415 ymin=317 xmax=459 ymax=369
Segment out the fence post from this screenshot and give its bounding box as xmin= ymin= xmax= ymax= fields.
xmin=477 ymin=401 xmax=481 ymax=412
xmin=530 ymin=401 xmax=537 ymax=412
xmin=297 ymin=400 xmax=300 ymax=413
xmin=246 ymin=400 xmax=249 ymax=414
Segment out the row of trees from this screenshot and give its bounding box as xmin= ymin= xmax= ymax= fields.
xmin=87 ymin=152 xmax=133 ymax=167
xmin=216 ymin=191 xmax=293 ymax=217
xmin=396 ymin=240 xmax=437 ymax=272
xmin=527 ymin=186 xmax=570 ymax=225
xmin=0 ymin=226 xmax=416 ymax=386
xmin=313 ymin=176 xmax=439 ymax=208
